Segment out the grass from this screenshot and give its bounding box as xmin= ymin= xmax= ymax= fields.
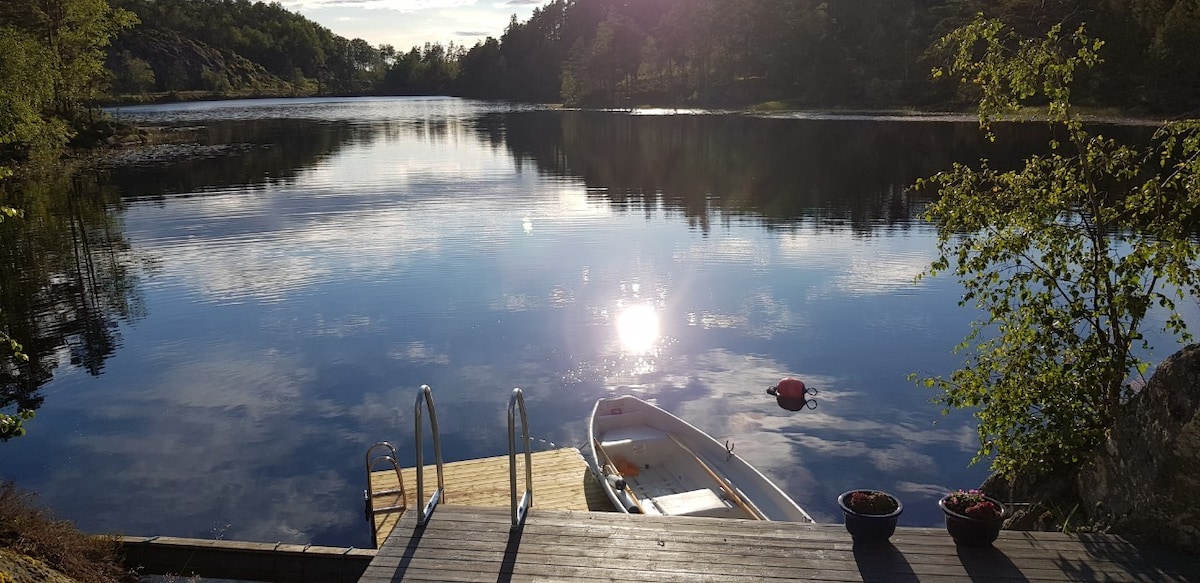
xmin=0 ymin=481 xmax=130 ymax=583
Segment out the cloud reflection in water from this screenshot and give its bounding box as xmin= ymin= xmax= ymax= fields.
xmin=9 ymin=98 xmax=1018 ymax=547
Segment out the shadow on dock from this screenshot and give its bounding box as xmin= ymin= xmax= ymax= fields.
xmin=853 ymin=541 xmax=918 ymax=582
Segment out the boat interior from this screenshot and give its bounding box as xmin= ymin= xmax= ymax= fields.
xmin=597 ymin=425 xmax=756 ymax=519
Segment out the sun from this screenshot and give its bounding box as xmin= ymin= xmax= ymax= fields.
xmin=616 ymin=303 xmax=660 ymax=355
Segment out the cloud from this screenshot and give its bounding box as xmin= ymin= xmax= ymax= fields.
xmin=275 ymin=1 xmax=538 ymax=50
xmin=285 ymin=0 xmax=478 ymax=11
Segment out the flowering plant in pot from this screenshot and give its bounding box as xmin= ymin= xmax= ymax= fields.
xmin=938 ymin=489 xmax=1006 ymax=546
xmin=837 ymin=490 xmax=903 ymax=543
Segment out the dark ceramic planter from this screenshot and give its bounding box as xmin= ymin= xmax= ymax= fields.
xmin=837 ymin=490 xmax=903 ymax=543
xmin=938 ymin=494 xmax=1006 ymax=546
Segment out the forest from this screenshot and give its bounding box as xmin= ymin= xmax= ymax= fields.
xmin=2 ymin=0 xmax=1199 ymax=170
xmin=98 ymin=0 xmax=1200 ymax=112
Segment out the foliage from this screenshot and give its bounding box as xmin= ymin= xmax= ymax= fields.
xmin=1 ymin=159 xmax=33 ymax=443
xmin=943 ymin=489 xmax=1002 ymax=520
xmin=383 ymin=43 xmax=463 ymax=96
xmin=0 ymin=0 xmax=137 ymax=113
xmin=1 ymin=0 xmax=135 ymax=437
xmin=107 ymin=49 xmax=155 ymax=94
xmin=450 ymin=0 xmax=1200 ymax=110
xmin=844 ymin=490 xmax=899 ymax=515
xmin=1 ymin=0 xmax=135 ymax=165
xmin=109 ymin=0 xmax=392 ymax=96
xmin=0 ymin=27 xmax=70 ymax=164
xmin=914 ymin=15 xmax=1200 ymax=478
xmin=95 ymin=0 xmax=1200 ymax=111
xmin=0 ymin=408 xmax=34 ymax=441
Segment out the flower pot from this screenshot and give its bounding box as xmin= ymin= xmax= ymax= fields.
xmin=938 ymin=493 xmax=1006 ymax=546
xmin=837 ymin=490 xmax=903 ymax=543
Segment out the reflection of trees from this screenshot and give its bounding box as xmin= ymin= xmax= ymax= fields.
xmin=104 ymin=119 xmax=368 ymax=199
xmin=1 ymin=169 xmax=144 ymax=416
xmin=0 ymin=116 xmax=370 ymax=420
xmin=104 ymin=116 xmax=474 ymax=199
xmin=496 ymin=112 xmax=1154 ymax=234
xmin=0 ymin=114 xmax=382 ymax=423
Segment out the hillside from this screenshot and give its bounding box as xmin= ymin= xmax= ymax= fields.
xmin=109 ymin=28 xmax=297 ymax=97
xmin=105 ymin=0 xmax=389 ymax=99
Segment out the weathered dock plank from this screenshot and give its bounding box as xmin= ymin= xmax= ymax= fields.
xmin=359 ymin=506 xmax=1200 ymax=582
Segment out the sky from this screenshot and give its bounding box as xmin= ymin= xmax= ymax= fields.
xmin=278 ymin=0 xmax=544 ymax=53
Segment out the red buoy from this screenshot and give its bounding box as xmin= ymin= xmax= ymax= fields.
xmin=767 ymin=377 xmax=817 ymax=411
xmin=773 ymin=378 xmax=808 ymax=399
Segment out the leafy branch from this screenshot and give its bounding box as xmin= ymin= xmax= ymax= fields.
xmin=914 ymin=15 xmax=1200 ymax=478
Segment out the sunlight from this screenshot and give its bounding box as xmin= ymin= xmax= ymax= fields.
xmin=616 ymin=303 xmax=660 ymax=355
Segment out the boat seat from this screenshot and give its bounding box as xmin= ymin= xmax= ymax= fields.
xmin=649 ymin=488 xmax=731 ymax=517
xmin=600 ymin=426 xmax=668 ymax=448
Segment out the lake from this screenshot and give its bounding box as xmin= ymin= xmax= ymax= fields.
xmin=0 ymin=96 xmax=1170 ymax=547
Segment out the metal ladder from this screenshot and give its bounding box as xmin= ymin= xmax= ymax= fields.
xmin=414 ymin=384 xmax=445 ymax=527
xmin=363 ymin=442 xmax=405 ymax=548
xmin=364 ymin=385 xmax=535 ymax=537
xmin=508 ymin=387 xmax=533 ymax=530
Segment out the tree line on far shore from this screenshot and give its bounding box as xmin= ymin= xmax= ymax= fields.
xmin=2 ymin=0 xmax=1199 ymax=169
xmin=102 ymin=0 xmax=1200 ymax=114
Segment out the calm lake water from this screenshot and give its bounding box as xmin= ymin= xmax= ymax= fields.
xmin=0 ymin=96 xmax=1172 ymax=547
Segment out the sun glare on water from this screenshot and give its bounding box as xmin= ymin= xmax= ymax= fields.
xmin=616 ymin=303 xmax=660 ymax=355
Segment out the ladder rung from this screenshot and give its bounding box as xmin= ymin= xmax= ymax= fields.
xmin=371 ymin=488 xmax=405 ymax=496
xmin=371 ymin=505 xmax=406 ymax=514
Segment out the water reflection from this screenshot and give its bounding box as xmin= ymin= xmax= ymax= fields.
xmin=616 ymin=303 xmax=660 ymax=355
xmin=497 ymin=111 xmax=981 ymax=233
xmin=1 ymin=98 xmax=1168 ymax=549
xmin=0 ymin=170 xmax=143 ymax=426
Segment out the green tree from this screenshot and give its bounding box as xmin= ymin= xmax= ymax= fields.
xmin=108 ymin=48 xmax=155 ymax=94
xmin=915 ymin=16 xmax=1200 ymax=478
xmin=1 ymin=0 xmax=137 ymax=113
xmin=0 ymin=25 xmax=70 ymax=164
xmin=459 ymin=37 xmax=505 ymax=99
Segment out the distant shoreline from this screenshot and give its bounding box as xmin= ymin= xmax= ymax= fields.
xmin=98 ymin=92 xmax=1177 ymax=127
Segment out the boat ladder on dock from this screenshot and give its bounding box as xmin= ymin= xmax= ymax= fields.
xmin=364 ymin=385 xmax=542 ymax=547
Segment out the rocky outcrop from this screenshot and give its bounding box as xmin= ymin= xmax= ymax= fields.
xmin=111 ymin=28 xmax=291 ymax=93
xmin=1078 ymin=343 xmax=1200 ymax=552
xmin=980 ymin=344 xmax=1200 ymax=553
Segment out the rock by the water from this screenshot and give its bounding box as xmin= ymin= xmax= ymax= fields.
xmin=1079 ymin=343 xmax=1200 ymax=553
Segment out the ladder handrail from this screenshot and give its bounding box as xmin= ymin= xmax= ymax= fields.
xmin=507 ymin=387 xmax=533 ymax=529
xmin=414 ymin=384 xmax=445 ymax=527
xmin=363 ymin=441 xmax=405 ymax=548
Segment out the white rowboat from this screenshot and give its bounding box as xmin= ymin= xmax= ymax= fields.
xmin=589 ymin=395 xmax=814 ymax=522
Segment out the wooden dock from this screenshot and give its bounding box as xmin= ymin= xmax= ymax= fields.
xmin=367 ymin=447 xmax=611 ymax=546
xmin=359 ymin=506 xmax=1200 ymax=582
xmin=362 ymin=446 xmax=1199 ymax=582
xmin=118 ymin=446 xmax=1199 ymax=582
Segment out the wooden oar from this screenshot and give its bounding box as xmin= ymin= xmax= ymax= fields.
xmin=592 ymin=437 xmax=647 ymax=514
xmin=668 ymin=434 xmax=767 ymax=520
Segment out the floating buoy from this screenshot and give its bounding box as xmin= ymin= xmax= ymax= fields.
xmin=767 ymin=377 xmax=818 ymax=411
